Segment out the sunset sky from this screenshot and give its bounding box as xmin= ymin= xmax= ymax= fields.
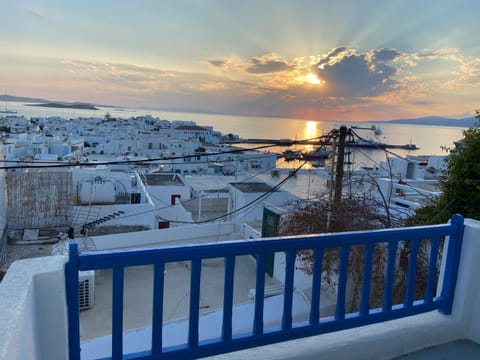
xmin=1 ymin=0 xmax=479 ymax=121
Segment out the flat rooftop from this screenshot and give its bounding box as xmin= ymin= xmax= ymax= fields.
xmin=183 ymin=175 xmax=235 ymax=192
xmin=181 ymin=198 xmax=229 ymax=222
xmin=141 ymin=173 xmax=185 ymax=186
xmin=230 ymin=182 xmax=275 ymax=193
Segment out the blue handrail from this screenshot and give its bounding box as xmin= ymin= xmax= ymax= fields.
xmin=65 ymin=214 xmax=464 ymax=360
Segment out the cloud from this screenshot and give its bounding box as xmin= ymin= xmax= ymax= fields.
xmin=313 ymin=48 xmax=400 ymax=97
xmin=316 ymin=47 xmax=348 ymax=69
xmin=368 ymin=48 xmax=401 ymax=63
xmin=402 ymin=48 xmax=460 ymax=66
xmin=440 ymin=56 xmax=480 ymax=89
xmin=457 ymin=58 xmax=480 ymax=84
xmin=58 ymin=44 xmax=474 ymax=120
xmin=207 ymin=59 xmax=227 ymax=68
xmin=26 ymin=8 xmax=41 ymax=17
xmin=245 ymin=53 xmax=291 ymax=74
xmin=413 ymin=48 xmax=459 ymax=60
xmin=60 ymin=58 xmax=266 ymax=100
xmin=411 ymin=100 xmax=437 ymax=105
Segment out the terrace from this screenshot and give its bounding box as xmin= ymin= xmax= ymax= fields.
xmin=1 ymin=215 xmax=480 ymax=359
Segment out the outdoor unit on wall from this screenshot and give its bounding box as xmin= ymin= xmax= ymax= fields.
xmin=78 ymin=270 xmax=95 ymax=311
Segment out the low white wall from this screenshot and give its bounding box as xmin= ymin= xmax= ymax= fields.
xmin=91 ymin=222 xmax=237 ymax=250
xmin=0 ymin=256 xmax=68 ymax=360
xmin=241 ymin=223 xmax=261 ymax=239
xmin=155 ymin=202 xmax=195 ymax=228
xmin=459 ymin=219 xmax=480 ymax=342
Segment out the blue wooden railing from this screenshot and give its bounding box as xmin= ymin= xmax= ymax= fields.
xmin=65 ymin=214 xmax=464 ymax=360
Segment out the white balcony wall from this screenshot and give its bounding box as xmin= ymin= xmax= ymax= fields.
xmin=0 ymin=256 xmax=68 ymax=360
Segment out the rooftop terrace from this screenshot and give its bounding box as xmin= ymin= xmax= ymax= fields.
xmin=141 ymin=173 xmax=185 ymax=186
xmin=230 ymin=182 xmax=275 ymax=193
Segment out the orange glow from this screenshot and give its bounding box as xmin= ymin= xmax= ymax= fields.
xmin=296 ymin=73 xmax=322 ymax=85
xmin=304 ymin=121 xmax=318 ymax=151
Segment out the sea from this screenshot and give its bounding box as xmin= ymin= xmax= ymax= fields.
xmin=1 ymin=100 xmax=467 ymax=168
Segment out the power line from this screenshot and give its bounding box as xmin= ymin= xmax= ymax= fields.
xmin=0 ymin=134 xmax=333 ymax=170
xmin=150 ymin=161 xmax=309 ymax=224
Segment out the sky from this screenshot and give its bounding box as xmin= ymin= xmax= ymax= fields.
xmin=1 ymin=0 xmax=479 ymax=121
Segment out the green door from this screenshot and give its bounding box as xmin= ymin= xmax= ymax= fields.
xmin=259 ymin=207 xmax=281 ymax=277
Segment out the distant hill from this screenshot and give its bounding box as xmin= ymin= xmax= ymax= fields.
xmin=0 ymin=94 xmax=48 ymax=103
xmin=26 ymin=102 xmax=99 ymax=110
xmin=0 ymin=94 xmax=114 ymax=109
xmin=387 ymin=116 xmax=476 ymax=128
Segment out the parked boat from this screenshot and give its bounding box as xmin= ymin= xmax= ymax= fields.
xmin=283 ymin=149 xmax=302 ymax=161
xmin=302 ymin=147 xmax=330 ymax=167
xmin=346 ymin=139 xmax=388 ymax=148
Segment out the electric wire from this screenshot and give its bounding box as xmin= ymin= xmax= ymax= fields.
xmin=0 ymin=134 xmax=334 ymax=170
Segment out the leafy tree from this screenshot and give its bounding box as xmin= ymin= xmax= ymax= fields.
xmin=413 ymin=109 xmax=480 ymax=224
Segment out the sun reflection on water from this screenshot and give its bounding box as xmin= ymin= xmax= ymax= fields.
xmin=304 ymin=121 xmax=319 ymax=152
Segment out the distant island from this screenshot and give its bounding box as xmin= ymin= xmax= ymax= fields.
xmin=26 ymin=102 xmax=99 ymax=110
xmin=386 ymin=116 xmax=476 ymax=128
xmin=1 ymin=94 xmax=107 ymax=109
xmin=0 ymin=94 xmax=48 ymax=103
xmin=1 ymin=93 xmax=477 ymax=127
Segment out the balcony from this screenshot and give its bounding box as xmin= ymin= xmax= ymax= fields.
xmin=2 ymin=215 xmax=480 ymax=359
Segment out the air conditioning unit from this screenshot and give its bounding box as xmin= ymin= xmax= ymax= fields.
xmin=78 ymin=270 xmax=95 ymax=311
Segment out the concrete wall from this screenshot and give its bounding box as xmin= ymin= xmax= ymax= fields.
xmin=155 ymin=203 xmax=195 ymax=228
xmin=6 ymin=171 xmax=73 ymax=229
xmin=241 ymin=223 xmax=261 ymax=239
xmin=147 ymin=184 xmax=191 ymax=208
xmin=232 ymin=190 xmax=297 ymax=222
xmin=454 ymin=219 xmax=480 ymax=343
xmin=0 ymin=256 xmax=68 ymax=360
xmin=91 ymin=222 xmax=238 ymax=250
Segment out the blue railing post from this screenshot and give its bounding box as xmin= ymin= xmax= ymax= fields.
xmin=253 ymin=253 xmax=266 ymax=335
xmin=222 ymin=256 xmax=236 ymax=341
xmin=112 ymin=267 xmax=125 ymax=358
xmin=282 ymin=251 xmax=296 ymax=330
xmin=359 ymin=243 xmax=374 ymax=316
xmin=404 ymin=239 xmax=420 ymax=308
xmin=424 ymin=237 xmax=441 ymax=303
xmin=382 ymin=241 xmax=398 ymax=312
xmin=189 ymin=259 xmax=202 ymax=347
xmin=151 ymin=262 xmax=165 ymax=356
xmin=335 ymin=246 xmax=350 ymax=320
xmin=65 ymin=243 xmax=81 ymax=360
xmin=309 ymin=248 xmax=324 ymax=325
xmin=439 ymin=214 xmax=464 ymax=314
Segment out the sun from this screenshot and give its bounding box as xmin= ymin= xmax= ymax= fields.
xmin=296 ymin=72 xmax=322 ymax=85
xmin=305 ymin=73 xmax=321 ymax=85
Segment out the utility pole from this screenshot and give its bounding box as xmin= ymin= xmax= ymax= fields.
xmin=327 ymin=136 xmax=337 ymax=231
xmin=334 ymin=126 xmax=347 ymax=208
